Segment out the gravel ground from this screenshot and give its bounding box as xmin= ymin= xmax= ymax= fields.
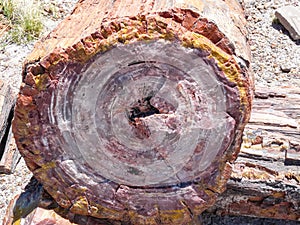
xmin=241 ymin=0 xmax=300 ymax=88
xmin=0 ymin=0 xmax=299 ymax=224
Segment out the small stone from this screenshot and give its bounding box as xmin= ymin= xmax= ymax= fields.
xmin=275 ymin=6 xmax=300 ymax=40
xmin=251 ymin=135 xmax=263 ymax=145
xmin=257 ymin=4 xmax=264 ymax=10
xmin=280 ymin=65 xmax=291 ymax=73
xmin=270 ymin=43 xmax=277 ymax=49
xmin=262 ymin=137 xmax=273 ymax=148
xmin=264 ymin=2 xmax=272 ymax=10
xmin=254 ymin=91 xmax=269 ymax=99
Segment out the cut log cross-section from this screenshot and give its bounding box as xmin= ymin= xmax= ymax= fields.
xmin=12 ymin=0 xmax=254 ymax=224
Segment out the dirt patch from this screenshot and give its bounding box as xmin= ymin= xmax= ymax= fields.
xmin=0 ymin=14 xmax=10 ymax=37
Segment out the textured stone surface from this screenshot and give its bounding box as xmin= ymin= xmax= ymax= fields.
xmin=275 ymin=5 xmax=300 ymax=40
xmin=207 ymin=85 xmax=300 ymax=221
xmin=12 ymin=0 xmax=253 ymax=224
xmin=0 ymin=80 xmax=14 ymax=148
xmin=22 ymin=208 xmax=76 ymax=225
xmin=0 ymin=80 xmax=18 ymax=174
xmin=0 ymin=128 xmax=21 ymax=174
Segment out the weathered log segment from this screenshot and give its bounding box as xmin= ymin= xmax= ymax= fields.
xmin=207 ymin=86 xmax=300 ymax=221
xmin=12 ymin=0 xmax=253 ymax=224
xmin=6 ymin=89 xmax=300 ymax=225
xmin=0 ymin=80 xmax=20 ymax=174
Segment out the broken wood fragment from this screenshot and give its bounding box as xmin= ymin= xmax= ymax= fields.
xmin=0 ymin=80 xmax=14 ymax=145
xmin=0 ymin=127 xmax=21 ymax=174
xmin=207 ymin=85 xmax=300 ymax=221
xmin=0 ymin=79 xmax=18 ymax=174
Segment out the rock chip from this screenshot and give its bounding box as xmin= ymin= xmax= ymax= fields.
xmin=280 ymin=64 xmax=294 ymax=73
xmin=275 ymin=5 xmax=300 ymax=40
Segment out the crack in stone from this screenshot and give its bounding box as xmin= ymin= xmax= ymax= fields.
xmin=128 ymin=96 xmax=160 ymax=122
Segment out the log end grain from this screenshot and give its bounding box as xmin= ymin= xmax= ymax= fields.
xmin=12 ymin=1 xmax=254 ymax=224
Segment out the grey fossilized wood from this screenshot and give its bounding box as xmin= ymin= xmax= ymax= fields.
xmin=0 ymin=80 xmax=17 ymax=174
xmin=0 ymin=80 xmax=14 ymax=143
xmin=0 ymin=127 xmax=21 ymax=174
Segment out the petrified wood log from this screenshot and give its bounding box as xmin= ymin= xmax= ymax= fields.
xmin=6 ymin=86 xmax=300 ymax=224
xmin=6 ymin=89 xmax=299 ymax=225
xmin=208 ymin=86 xmax=300 ymax=221
xmin=12 ymin=0 xmax=253 ymax=224
xmin=0 ymin=79 xmax=20 ymax=174
xmin=0 ymin=80 xmax=14 ymax=144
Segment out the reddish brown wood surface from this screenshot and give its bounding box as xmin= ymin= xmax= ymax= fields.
xmin=5 ymin=86 xmax=299 ymax=224
xmin=12 ymin=0 xmax=253 ymax=224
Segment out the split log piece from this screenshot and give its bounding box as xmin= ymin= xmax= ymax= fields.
xmin=0 ymin=79 xmax=18 ymax=173
xmin=207 ymin=85 xmax=300 ymax=221
xmin=0 ymin=127 xmax=21 ymax=174
xmin=12 ymin=0 xmax=254 ymax=224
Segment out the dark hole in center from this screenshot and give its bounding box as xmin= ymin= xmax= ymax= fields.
xmin=128 ymin=96 xmax=160 ymax=122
